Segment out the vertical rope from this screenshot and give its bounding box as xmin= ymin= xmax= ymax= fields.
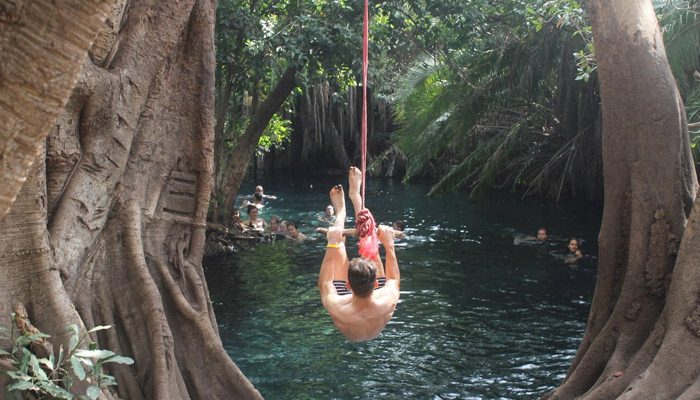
xmin=361 ymin=0 xmax=369 ymax=208
xmin=355 ymin=0 xmax=378 ymax=260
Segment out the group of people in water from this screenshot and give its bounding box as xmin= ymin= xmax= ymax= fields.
xmin=228 ymin=185 xmax=307 ymax=242
xmin=516 ymin=227 xmax=584 ymax=264
xmin=229 ymin=172 xmax=585 ymax=343
xmin=228 ymin=184 xmax=406 ymax=245
xmin=225 ymin=170 xmax=404 ymax=342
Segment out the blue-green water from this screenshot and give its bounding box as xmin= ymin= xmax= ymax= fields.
xmin=204 ymin=177 xmax=600 ymax=400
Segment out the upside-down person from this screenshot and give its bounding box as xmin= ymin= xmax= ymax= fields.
xmin=318 ymin=167 xmax=400 ymax=342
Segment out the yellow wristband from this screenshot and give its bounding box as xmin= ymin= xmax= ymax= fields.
xmin=326 ymin=243 xmax=342 ymax=248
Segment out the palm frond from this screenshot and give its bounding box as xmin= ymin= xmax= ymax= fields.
xmin=658 ymin=2 xmax=700 ymax=94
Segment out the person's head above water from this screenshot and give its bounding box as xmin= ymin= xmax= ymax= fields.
xmin=536 ymin=227 xmax=548 ymax=241
xmin=287 ymin=222 xmax=300 ymax=238
xmin=348 ymin=258 xmax=377 ymax=298
xmin=325 ymin=205 xmax=335 ymax=217
xmin=567 ymin=238 xmax=580 ymax=253
xmin=246 ymin=204 xmax=259 ymax=216
xmin=254 ymin=185 xmax=264 ymax=195
xmin=393 ymin=220 xmax=405 ymax=232
xmin=269 ymin=215 xmax=281 ymax=230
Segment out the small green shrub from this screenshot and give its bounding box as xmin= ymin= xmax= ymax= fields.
xmin=0 ymin=315 xmax=133 ymax=400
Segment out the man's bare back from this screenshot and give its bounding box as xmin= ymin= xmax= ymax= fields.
xmin=318 ymin=167 xmax=400 ymax=342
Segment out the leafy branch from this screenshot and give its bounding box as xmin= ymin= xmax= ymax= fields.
xmin=0 ymin=314 xmax=133 ymax=400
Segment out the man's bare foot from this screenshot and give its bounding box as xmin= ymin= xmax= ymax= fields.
xmin=329 ymin=184 xmax=345 ymax=212
xmin=348 ymin=167 xmax=362 ymax=197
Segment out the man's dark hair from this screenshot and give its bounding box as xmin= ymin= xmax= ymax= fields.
xmin=348 ymin=258 xmax=376 ymax=298
xmin=287 ymin=221 xmax=298 ymax=229
xmin=394 ymin=220 xmax=405 ymax=231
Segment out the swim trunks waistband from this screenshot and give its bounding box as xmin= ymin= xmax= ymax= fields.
xmin=333 ymin=277 xmax=386 ymax=296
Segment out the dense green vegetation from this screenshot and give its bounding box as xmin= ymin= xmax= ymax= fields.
xmin=214 ymin=0 xmax=700 ymax=204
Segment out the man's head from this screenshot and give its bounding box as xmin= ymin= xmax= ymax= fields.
xmin=536 ymin=227 xmax=547 ymax=241
xmin=393 ymin=220 xmax=405 ymax=231
xmin=287 ymin=222 xmax=300 ymax=238
xmin=255 ymin=185 xmax=264 ymax=195
xmin=348 ymin=258 xmax=377 ymax=298
xmin=325 ymin=205 xmax=335 ymax=217
xmin=270 ymin=215 xmax=281 ymax=230
xmin=231 ymin=209 xmax=241 ymax=220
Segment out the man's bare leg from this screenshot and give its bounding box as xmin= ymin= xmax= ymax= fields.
xmin=348 ymin=166 xmax=363 ymax=218
xmin=328 ymin=185 xmax=349 ymax=281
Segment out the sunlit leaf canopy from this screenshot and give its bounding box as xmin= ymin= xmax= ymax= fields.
xmin=215 ymin=0 xmax=700 ymax=198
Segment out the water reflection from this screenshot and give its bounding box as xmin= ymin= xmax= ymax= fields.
xmin=205 ymin=177 xmax=600 ymax=399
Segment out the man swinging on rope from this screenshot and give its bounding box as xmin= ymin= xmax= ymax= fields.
xmin=318 ymin=167 xmax=400 ymax=342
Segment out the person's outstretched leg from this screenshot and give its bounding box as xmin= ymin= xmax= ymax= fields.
xmin=319 ymin=185 xmax=350 ymax=295
xmin=328 ymin=184 xmax=348 ymax=281
xmin=348 ymin=166 xmax=363 ymax=219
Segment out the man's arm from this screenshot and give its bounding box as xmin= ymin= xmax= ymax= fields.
xmin=378 ymin=225 xmax=400 ymax=289
xmin=316 ymin=227 xmax=356 ymax=236
xmin=318 ymin=227 xmax=345 ymax=301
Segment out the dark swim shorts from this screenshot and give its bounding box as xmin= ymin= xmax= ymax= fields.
xmin=332 ymin=277 xmax=387 ymax=296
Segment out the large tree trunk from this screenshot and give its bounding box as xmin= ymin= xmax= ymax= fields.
xmin=0 ymin=1 xmax=262 ymax=399
xmin=547 ymin=1 xmax=700 ymax=398
xmin=0 ymin=0 xmax=114 ymax=219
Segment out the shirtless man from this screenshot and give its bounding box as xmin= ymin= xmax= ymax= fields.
xmin=318 ymin=167 xmax=400 ymax=342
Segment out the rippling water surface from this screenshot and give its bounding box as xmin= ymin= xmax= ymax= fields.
xmin=204 ymin=176 xmax=601 ymax=399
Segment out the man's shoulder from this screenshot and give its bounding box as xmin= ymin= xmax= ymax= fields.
xmin=374 ymin=282 xmax=400 ymax=301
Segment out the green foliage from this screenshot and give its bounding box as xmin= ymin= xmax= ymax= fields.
xmin=213 ymin=0 xmax=699 ymax=201
xmin=257 ymin=113 xmax=292 ymax=154
xmin=0 ymin=316 xmax=133 ymax=400
xmin=685 ymin=84 xmax=700 ymax=161
xmin=656 ymin=0 xmax=700 ymax=95
xmin=393 ymin=0 xmax=594 ymax=198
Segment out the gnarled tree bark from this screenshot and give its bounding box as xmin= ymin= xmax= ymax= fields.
xmin=1 ymin=0 xmax=262 ymax=398
xmin=0 ymin=0 xmax=114 ymax=219
xmin=547 ymin=1 xmax=700 ymax=398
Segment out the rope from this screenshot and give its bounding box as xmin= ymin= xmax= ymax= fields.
xmin=361 ymin=0 xmax=368 ymax=208
xmin=356 ymin=0 xmax=378 ymax=260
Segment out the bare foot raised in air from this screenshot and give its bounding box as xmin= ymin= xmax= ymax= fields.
xmin=349 ymin=167 xmax=362 ymax=196
xmin=349 ymin=167 xmax=363 ymax=216
xmin=329 ymin=184 xmax=345 ymax=212
xmin=328 ymin=184 xmax=347 ymax=236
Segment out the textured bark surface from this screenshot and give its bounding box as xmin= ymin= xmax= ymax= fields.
xmin=0 ymin=0 xmax=262 ymax=398
xmin=0 ymin=0 xmax=114 ymax=219
xmin=546 ymin=1 xmax=700 ymax=398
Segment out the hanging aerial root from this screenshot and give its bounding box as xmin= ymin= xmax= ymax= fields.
xmin=122 ymin=199 xmax=171 ymax=399
xmin=154 ymin=259 xmax=199 ymax=322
